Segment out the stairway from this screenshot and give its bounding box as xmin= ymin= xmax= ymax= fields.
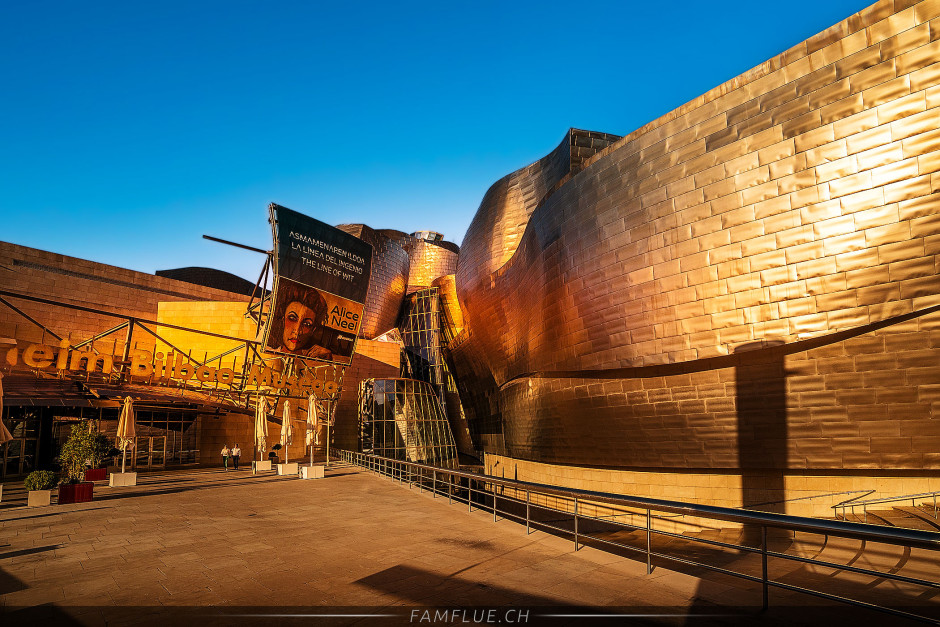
xmin=837 ymin=503 xmax=940 ymax=531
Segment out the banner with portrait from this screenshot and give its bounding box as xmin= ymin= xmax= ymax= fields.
xmin=262 ymin=204 xmax=373 ymax=365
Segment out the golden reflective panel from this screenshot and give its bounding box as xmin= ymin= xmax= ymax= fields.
xmin=451 ymin=0 xmax=940 ymax=473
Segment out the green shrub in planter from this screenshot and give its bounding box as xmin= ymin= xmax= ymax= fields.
xmin=24 ymin=470 xmax=57 ymax=491
xmin=59 ymin=420 xmax=97 ymax=483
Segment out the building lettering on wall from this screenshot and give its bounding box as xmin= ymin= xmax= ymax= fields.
xmin=4 ymin=341 xmax=340 ymax=396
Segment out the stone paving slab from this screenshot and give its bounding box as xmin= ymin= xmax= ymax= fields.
xmin=0 ymin=464 xmax=937 ymax=626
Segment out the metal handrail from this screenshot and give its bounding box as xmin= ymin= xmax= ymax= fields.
xmin=744 ymin=488 xmax=875 ymax=510
xmin=833 ymin=490 xmax=940 ymax=522
xmin=340 ymin=450 xmax=940 ymax=624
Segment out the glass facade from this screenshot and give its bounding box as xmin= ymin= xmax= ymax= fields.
xmin=0 ymin=404 xmax=201 ymax=478
xmin=0 ymin=407 xmax=44 ymax=479
xmin=358 ymin=378 xmax=458 ymax=469
xmin=400 ymin=288 xmax=444 ymax=396
xmin=96 ymin=408 xmax=199 ymax=467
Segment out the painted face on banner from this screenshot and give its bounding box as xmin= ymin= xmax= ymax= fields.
xmin=283 ymin=301 xmax=318 ymax=351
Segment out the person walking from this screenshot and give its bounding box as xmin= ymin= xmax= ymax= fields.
xmin=231 ymin=444 xmax=241 ymax=470
xmin=221 ymin=444 xmax=230 ymax=471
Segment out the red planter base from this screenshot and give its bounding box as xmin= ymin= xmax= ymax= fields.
xmin=83 ymin=468 xmax=107 ymax=481
xmin=58 ymin=482 xmax=94 ymax=504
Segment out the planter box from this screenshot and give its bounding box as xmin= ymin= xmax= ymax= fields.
xmin=253 ymin=460 xmax=272 ymax=472
xmin=27 ymin=489 xmax=52 ymax=507
xmin=277 ymin=463 xmax=299 ymax=476
xmin=109 ymin=472 xmax=137 ymax=487
xmin=300 ymin=465 xmax=325 ymax=479
xmin=84 ymin=468 xmax=107 ymax=481
xmin=58 ymin=482 xmax=94 ymax=504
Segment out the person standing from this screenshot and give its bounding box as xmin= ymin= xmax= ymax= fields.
xmin=231 ymin=444 xmax=241 ymax=470
xmin=221 ymin=444 xmax=230 ymax=471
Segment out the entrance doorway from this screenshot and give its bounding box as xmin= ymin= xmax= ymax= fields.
xmin=134 ymin=436 xmax=167 ymax=470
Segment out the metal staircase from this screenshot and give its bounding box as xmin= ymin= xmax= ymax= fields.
xmin=834 ymin=492 xmax=940 ymax=531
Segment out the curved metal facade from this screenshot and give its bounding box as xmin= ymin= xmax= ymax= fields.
xmin=459 ymin=129 xmax=620 ymax=290
xmin=404 ymin=238 xmax=459 ymax=290
xmin=453 ymin=0 xmax=940 ymax=471
xmin=338 ymin=224 xmax=411 ymax=339
xmin=337 ymin=226 xmax=462 ymax=339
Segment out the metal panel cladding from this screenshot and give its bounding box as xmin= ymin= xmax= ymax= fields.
xmin=337 ymin=224 xmax=411 ymax=339
xmin=452 ymin=0 xmax=940 ymax=471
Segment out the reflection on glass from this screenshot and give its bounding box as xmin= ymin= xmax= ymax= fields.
xmin=5 ymin=440 xmax=22 ymax=476
xmin=358 ymin=378 xmax=458 ymax=469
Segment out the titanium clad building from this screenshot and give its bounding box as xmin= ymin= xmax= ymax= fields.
xmin=2 ymin=0 xmax=938 ymax=519
xmin=450 ymin=0 xmax=940 ymax=514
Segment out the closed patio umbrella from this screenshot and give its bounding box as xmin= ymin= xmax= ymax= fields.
xmin=281 ymin=399 xmax=293 ymax=464
xmin=306 ymin=394 xmax=318 ymax=465
xmin=116 ymin=396 xmax=136 ymax=473
xmin=326 ymin=400 xmax=337 ymax=468
xmin=0 ymin=373 xmax=13 ymax=446
xmin=254 ymin=395 xmax=268 ymax=461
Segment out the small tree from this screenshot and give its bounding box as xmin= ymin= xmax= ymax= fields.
xmin=58 ymin=420 xmax=97 ymax=483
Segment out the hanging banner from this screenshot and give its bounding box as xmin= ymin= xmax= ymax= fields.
xmin=262 ymin=203 xmax=373 ymax=365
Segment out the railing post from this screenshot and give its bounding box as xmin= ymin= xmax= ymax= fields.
xmin=493 ymin=482 xmax=498 ymax=522
xmin=574 ymin=497 xmax=579 ymax=551
xmin=761 ymin=526 xmax=769 ymax=611
xmin=448 ymin=474 xmax=452 ymax=504
xmin=526 ymin=491 xmax=530 ymax=535
xmin=433 ymin=470 xmax=436 ymax=498
xmin=468 ymin=477 xmax=472 ymax=513
xmin=646 ymin=509 xmax=652 ymax=574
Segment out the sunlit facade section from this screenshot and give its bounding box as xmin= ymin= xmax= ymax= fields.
xmin=452 ymin=0 xmax=940 ymax=472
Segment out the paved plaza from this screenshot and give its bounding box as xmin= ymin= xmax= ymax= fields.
xmin=0 ymin=464 xmax=936 ymax=626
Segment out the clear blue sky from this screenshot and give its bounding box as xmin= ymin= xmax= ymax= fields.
xmin=1 ymin=0 xmax=871 ymax=283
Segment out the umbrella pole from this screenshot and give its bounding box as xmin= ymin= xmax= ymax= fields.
xmin=326 ymin=421 xmax=330 ymax=469
xmin=121 ymin=447 xmax=126 ymax=474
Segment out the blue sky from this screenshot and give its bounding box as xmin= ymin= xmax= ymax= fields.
xmin=1 ymin=0 xmax=871 ymax=283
